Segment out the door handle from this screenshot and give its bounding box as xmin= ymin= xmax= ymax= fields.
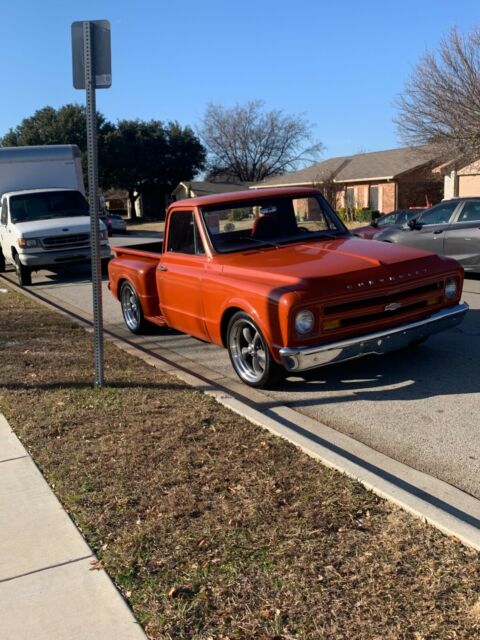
xmin=158 ymin=265 xmax=168 ymax=272
xmin=433 ymin=230 xmax=444 ymax=235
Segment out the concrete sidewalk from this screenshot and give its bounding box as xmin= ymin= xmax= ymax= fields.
xmin=0 ymin=414 xmax=146 ymax=640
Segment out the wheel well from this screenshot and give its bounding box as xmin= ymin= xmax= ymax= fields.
xmin=118 ymin=278 xmax=134 ymax=300
xmin=220 ymin=307 xmax=243 ymax=347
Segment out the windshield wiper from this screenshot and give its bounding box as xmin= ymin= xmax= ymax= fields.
xmin=240 ymin=236 xmax=280 ymax=249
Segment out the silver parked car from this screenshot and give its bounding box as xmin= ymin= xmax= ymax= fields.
xmin=374 ymin=198 xmax=480 ymax=273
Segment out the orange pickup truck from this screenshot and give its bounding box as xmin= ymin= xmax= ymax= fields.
xmin=108 ymin=187 xmax=468 ymax=387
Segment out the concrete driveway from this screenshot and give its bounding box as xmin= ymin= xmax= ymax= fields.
xmin=3 ymin=231 xmax=479 ymax=500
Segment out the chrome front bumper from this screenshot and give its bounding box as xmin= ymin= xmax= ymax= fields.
xmin=20 ymin=245 xmax=111 ymax=267
xmin=279 ymin=303 xmax=469 ymax=373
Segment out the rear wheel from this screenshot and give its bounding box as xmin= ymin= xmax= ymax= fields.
xmin=120 ymin=281 xmax=148 ymax=334
xmin=14 ymin=254 xmax=31 ymax=286
xmin=227 ymin=311 xmax=284 ymax=388
xmin=0 ymin=251 xmax=5 ymax=273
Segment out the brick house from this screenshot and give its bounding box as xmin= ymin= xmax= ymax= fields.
xmin=251 ymin=146 xmax=443 ymax=213
xmin=172 ymin=181 xmax=250 ymax=200
xmin=434 ymin=159 xmax=480 ymax=199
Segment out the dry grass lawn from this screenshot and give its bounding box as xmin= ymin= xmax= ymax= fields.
xmin=0 ymin=284 xmax=479 ymax=639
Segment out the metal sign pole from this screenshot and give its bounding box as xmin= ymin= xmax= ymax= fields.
xmin=83 ymin=21 xmax=104 ymax=387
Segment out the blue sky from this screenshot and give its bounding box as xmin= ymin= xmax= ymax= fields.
xmin=3 ymin=0 xmax=478 ymax=161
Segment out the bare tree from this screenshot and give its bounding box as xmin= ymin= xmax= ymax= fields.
xmin=312 ymin=170 xmax=339 ymax=209
xmin=200 ymin=100 xmax=324 ymax=182
xmin=395 ymin=26 xmax=480 ymax=162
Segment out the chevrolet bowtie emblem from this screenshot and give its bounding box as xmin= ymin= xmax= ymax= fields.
xmin=385 ymin=302 xmax=402 ymax=312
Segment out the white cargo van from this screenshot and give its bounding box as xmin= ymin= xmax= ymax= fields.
xmin=0 ymin=145 xmax=110 ymax=285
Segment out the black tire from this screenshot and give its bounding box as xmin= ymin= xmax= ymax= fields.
xmin=14 ymin=254 xmax=32 ymax=286
xmin=120 ymin=281 xmax=149 ymax=334
xmin=227 ymin=311 xmax=285 ymax=388
xmin=0 ymin=251 xmax=5 ymax=273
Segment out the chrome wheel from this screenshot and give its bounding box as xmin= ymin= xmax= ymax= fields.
xmin=227 ymin=312 xmax=284 ymax=387
xmin=120 ymin=282 xmax=144 ymax=333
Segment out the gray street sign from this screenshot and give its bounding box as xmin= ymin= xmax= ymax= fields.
xmin=71 ymin=20 xmax=112 ymax=89
xmin=71 ymin=20 xmax=112 ymax=387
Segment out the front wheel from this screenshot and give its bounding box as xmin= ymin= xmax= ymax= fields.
xmin=120 ymin=281 xmax=149 ymax=334
xmin=14 ymin=254 xmax=32 ymax=286
xmin=227 ymin=311 xmax=284 ymax=388
xmin=0 ymin=251 xmax=5 ymax=273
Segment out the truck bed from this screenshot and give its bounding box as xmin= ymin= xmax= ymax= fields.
xmin=112 ymin=241 xmax=163 ymax=259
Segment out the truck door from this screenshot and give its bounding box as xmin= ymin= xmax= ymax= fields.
xmin=0 ymin=198 xmax=11 ymax=263
xmin=157 ymin=210 xmax=209 ymax=340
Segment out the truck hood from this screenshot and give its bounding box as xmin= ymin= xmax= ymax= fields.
xmin=218 ymin=237 xmax=458 ymax=295
xmin=14 ymin=216 xmax=100 ymax=237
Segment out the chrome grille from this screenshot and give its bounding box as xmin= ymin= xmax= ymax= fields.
xmin=41 ymin=233 xmax=90 ymax=250
xmin=323 ymin=280 xmax=444 ymax=330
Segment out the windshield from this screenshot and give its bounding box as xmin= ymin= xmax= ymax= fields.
xmin=10 ymin=191 xmax=89 ymax=223
xmin=201 ymin=194 xmax=348 ymax=253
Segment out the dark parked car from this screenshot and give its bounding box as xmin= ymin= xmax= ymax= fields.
xmin=354 ymin=209 xmax=423 ymax=239
xmin=100 ymin=212 xmax=127 ymax=236
xmin=374 ymin=198 xmax=480 ymax=273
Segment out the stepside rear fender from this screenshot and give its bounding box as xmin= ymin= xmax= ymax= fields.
xmin=108 ymin=256 xmax=161 ymax=318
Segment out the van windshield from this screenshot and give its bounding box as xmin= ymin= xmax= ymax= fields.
xmin=10 ymin=191 xmax=89 ymax=223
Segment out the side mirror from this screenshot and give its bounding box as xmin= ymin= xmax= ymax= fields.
xmin=408 ymin=218 xmax=422 ymax=230
xmin=371 ymin=219 xmax=378 ymax=228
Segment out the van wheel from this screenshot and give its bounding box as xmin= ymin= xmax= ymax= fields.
xmin=14 ymin=254 xmax=32 ymax=286
xmin=120 ymin=281 xmax=148 ymax=334
xmin=0 ymin=251 xmax=5 ymax=273
xmin=227 ymin=311 xmax=284 ymax=388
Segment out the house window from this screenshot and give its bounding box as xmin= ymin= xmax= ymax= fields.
xmin=369 ymin=186 xmax=379 ymax=210
xmin=346 ymin=187 xmax=355 ymax=208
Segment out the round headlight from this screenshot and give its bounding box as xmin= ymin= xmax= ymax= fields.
xmin=295 ymin=310 xmax=315 ymax=334
xmin=445 ymin=277 xmax=458 ymax=299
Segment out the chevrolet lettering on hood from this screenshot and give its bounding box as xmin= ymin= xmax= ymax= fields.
xmin=346 ymin=267 xmax=429 ymax=290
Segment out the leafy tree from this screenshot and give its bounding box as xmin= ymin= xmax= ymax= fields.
xmin=199 ymin=100 xmax=324 ymax=182
xmin=103 ymin=119 xmax=205 ymax=217
xmin=1 ymin=104 xmax=114 ymax=185
xmin=395 ymin=26 xmax=480 ymax=162
xmin=1 ymin=107 xmax=205 ymax=217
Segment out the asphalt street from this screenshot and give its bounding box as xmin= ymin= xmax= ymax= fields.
xmin=4 ymin=231 xmax=480 ymax=500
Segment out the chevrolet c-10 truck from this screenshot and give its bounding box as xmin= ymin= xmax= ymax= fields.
xmin=108 ymin=187 xmax=468 ymax=387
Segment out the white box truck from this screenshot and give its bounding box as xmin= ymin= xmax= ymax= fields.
xmin=0 ymin=144 xmax=110 ymax=286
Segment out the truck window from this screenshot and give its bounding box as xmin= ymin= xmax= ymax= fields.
xmin=168 ymin=211 xmax=205 ymax=255
xmin=0 ymin=200 xmax=7 ymax=225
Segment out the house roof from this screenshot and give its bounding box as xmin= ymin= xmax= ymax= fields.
xmin=172 ymin=181 xmax=250 ymax=198
xmin=251 ymin=146 xmax=439 ymax=188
